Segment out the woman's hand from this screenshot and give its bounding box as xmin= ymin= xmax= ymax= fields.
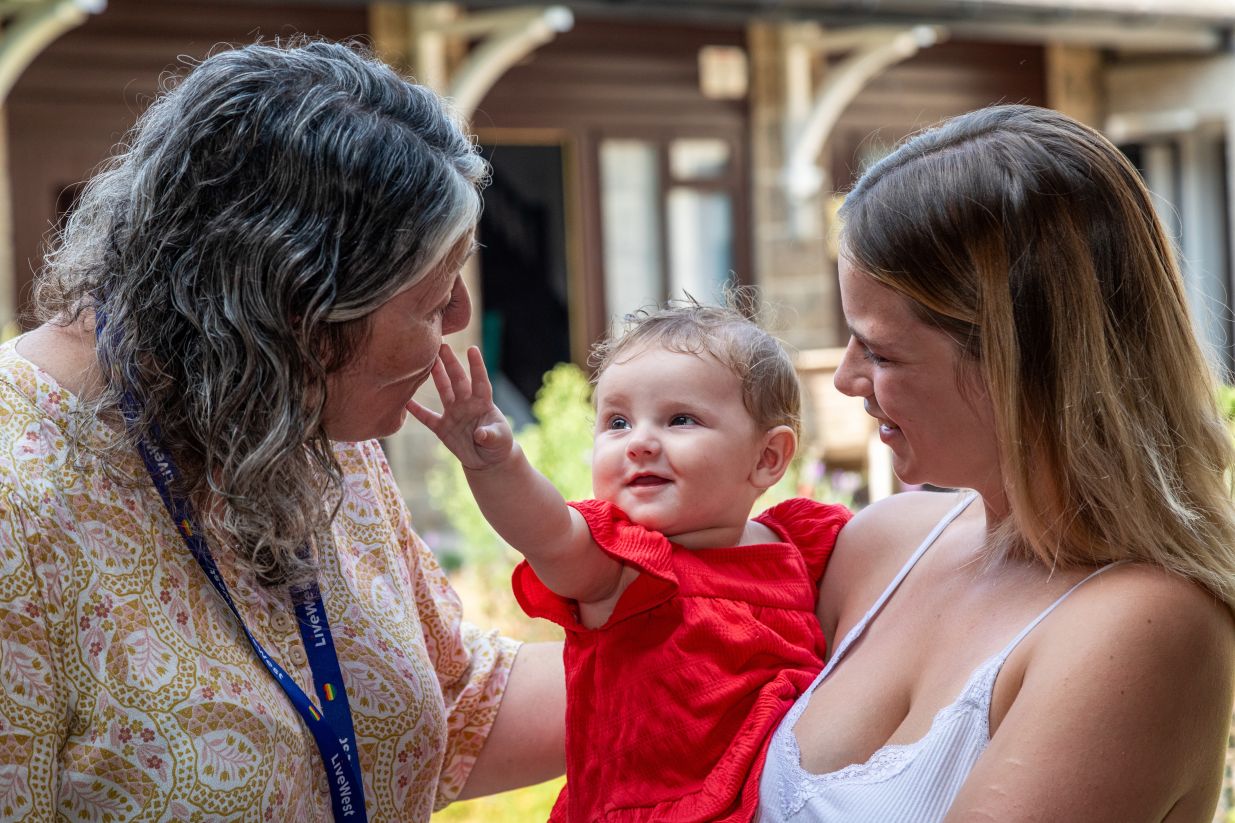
xmin=408 ymin=344 xmax=515 ymax=471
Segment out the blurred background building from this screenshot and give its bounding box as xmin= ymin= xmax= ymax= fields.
xmin=5 ymin=0 xmax=1235 ymax=508
xmin=6 ymin=2 xmax=1235 ymax=818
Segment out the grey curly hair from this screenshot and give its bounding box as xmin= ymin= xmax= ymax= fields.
xmin=35 ymin=38 xmax=487 ymax=586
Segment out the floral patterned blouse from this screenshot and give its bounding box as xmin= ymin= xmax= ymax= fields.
xmin=0 ymin=338 xmax=519 ymax=822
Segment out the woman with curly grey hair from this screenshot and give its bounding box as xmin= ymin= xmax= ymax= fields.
xmin=0 ymin=39 xmax=563 ymax=821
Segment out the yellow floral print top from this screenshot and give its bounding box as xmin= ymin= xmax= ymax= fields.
xmin=0 ymin=339 xmax=519 ymax=822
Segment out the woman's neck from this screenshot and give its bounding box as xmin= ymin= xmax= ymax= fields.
xmin=15 ymin=317 xmax=103 ymax=399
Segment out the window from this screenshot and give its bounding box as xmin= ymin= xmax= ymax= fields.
xmin=1121 ymin=128 xmax=1232 ymax=376
xmin=599 ymin=134 xmax=745 ymax=327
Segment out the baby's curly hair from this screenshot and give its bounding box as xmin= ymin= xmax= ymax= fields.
xmin=590 ymin=295 xmax=801 ymax=439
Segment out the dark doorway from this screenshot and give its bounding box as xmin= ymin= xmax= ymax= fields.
xmin=477 ymin=143 xmax=572 ymax=424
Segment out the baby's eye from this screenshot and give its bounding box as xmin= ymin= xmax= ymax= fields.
xmin=669 ymin=414 xmax=698 ymax=426
xmin=606 ymin=416 xmax=631 ymax=430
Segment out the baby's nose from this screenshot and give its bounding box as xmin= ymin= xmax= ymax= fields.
xmin=626 ymin=428 xmax=661 ymax=458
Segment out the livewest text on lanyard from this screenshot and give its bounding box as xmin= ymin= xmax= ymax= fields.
xmin=101 ymin=313 xmax=368 ymax=822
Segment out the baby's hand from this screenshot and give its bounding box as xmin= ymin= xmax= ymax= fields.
xmin=407 ymin=345 xmax=515 ymax=471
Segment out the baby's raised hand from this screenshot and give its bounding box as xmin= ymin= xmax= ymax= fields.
xmin=407 ymin=345 xmax=515 ymax=470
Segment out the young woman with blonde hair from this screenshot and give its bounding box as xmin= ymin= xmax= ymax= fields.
xmin=759 ymin=104 xmax=1235 ymax=822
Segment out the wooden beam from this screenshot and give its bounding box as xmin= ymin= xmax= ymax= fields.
xmin=0 ymin=0 xmax=103 ymax=102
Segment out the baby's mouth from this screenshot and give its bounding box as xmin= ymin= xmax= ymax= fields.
xmin=628 ymin=474 xmax=669 ymax=487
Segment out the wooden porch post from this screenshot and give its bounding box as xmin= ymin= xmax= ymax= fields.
xmin=0 ymin=0 xmax=103 ymax=332
xmin=0 ymin=105 xmax=12 ymax=337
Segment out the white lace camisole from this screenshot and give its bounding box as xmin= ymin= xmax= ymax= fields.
xmin=757 ymin=493 xmax=1118 ymax=822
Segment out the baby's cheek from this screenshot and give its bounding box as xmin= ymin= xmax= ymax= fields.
xmin=590 ymin=455 xmax=620 ymax=499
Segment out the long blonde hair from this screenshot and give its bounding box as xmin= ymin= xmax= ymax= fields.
xmin=841 ymin=104 xmax=1235 ymax=606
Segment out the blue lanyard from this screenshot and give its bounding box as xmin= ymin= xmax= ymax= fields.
xmin=130 ymin=425 xmax=368 ymax=822
xmin=100 ymin=315 xmax=368 ymax=821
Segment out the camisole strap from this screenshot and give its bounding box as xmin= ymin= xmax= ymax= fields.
xmin=825 ymin=492 xmax=978 ymax=671
xmin=990 ymin=561 xmax=1124 ymax=664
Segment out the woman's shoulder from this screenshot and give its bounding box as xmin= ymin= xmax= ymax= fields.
xmin=1036 ymin=562 xmax=1234 ymax=662
xmin=846 ymin=488 xmax=970 ymax=526
xmin=979 ymin=563 xmax=1235 ymax=816
xmin=817 ymin=490 xmax=974 ymax=637
xmin=1006 ymin=561 xmax=1234 ymax=745
xmin=0 ymin=338 xmax=84 ymax=502
xmin=0 ymin=336 xmax=70 ymax=414
xmin=331 ymin=438 xmax=412 ymax=530
xmin=832 ymin=490 xmax=972 ymax=565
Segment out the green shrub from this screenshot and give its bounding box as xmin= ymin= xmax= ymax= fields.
xmin=427 ymin=362 xmax=595 ymax=572
xmin=1219 ymin=384 xmax=1235 ymax=439
xmin=424 ymin=363 xmax=594 ymax=641
xmin=431 ymin=777 xmax=565 ymax=822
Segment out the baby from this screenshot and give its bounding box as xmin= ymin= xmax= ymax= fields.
xmin=411 ymin=301 xmax=850 ymax=822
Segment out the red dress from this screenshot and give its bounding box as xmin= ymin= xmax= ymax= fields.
xmin=513 ymin=497 xmax=851 ymax=822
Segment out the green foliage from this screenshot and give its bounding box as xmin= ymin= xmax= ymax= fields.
xmin=426 ymin=362 xmax=595 ymax=572
xmin=431 ymin=777 xmax=565 ymax=822
xmin=518 ymin=363 xmax=596 ymax=505
xmin=1219 ymin=384 xmax=1235 ymax=426
xmin=425 ymin=362 xmax=595 ymax=642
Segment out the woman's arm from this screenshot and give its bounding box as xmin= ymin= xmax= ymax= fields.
xmin=945 ymin=566 xmax=1235 ymax=823
xmin=409 ymin=344 xmax=622 ymax=603
xmin=459 ymin=641 xmax=566 ymax=799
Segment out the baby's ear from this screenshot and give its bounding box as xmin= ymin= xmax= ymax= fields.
xmin=752 ymin=425 xmax=797 ymax=490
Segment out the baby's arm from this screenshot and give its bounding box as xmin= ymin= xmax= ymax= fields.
xmin=408 ymin=345 xmax=624 ymax=606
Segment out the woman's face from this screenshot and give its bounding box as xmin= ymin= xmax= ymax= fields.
xmin=322 ymin=257 xmax=472 ymax=442
xmin=834 ymin=254 xmax=1002 ymax=498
